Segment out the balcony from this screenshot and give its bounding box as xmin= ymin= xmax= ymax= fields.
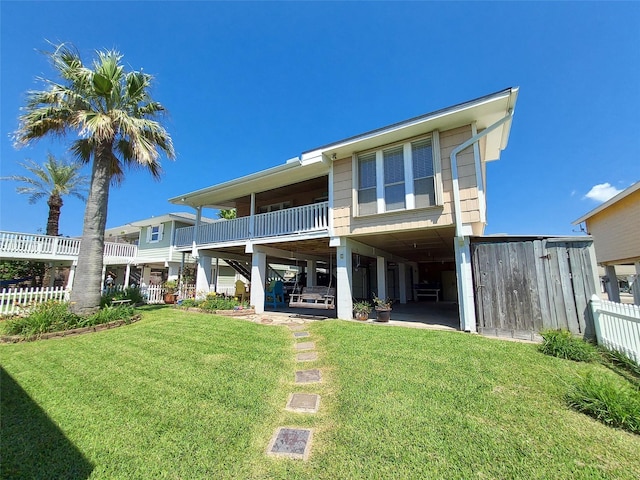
xmin=0 ymin=231 xmax=137 ymax=262
xmin=175 ymin=201 xmax=329 ymax=248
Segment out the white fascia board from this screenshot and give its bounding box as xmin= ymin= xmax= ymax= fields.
xmin=305 ymin=88 xmax=518 ymax=161
xmin=573 ymin=181 xmax=640 ymax=225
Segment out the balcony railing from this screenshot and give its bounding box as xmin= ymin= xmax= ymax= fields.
xmin=175 ymin=202 xmax=329 ymax=248
xmin=0 ymin=231 xmax=137 ymax=261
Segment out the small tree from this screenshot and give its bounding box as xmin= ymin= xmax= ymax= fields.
xmin=2 ymin=153 xmax=88 ymax=236
xmin=218 ymin=209 xmax=237 ymax=219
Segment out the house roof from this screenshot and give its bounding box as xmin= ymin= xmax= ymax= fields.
xmin=573 ymin=181 xmax=640 ymax=225
xmin=169 ymin=87 xmax=519 ymax=209
xmin=105 ymin=212 xmax=216 ymax=236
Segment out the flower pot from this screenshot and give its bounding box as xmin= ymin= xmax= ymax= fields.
xmin=375 ymin=308 xmax=391 ymax=322
xmin=354 ymin=311 xmax=369 ymax=321
xmin=163 ymin=293 xmax=177 ymax=304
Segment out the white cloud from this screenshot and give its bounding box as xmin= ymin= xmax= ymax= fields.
xmin=584 ymin=183 xmax=623 ymax=202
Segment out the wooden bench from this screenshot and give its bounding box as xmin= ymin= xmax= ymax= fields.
xmin=289 ymin=286 xmax=336 ymax=309
xmin=111 ymin=299 xmax=132 ymax=306
xmin=413 ymin=286 xmax=440 ymax=302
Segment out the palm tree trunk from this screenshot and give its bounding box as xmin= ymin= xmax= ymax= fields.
xmin=46 ymin=194 xmax=63 ymax=236
xmin=69 ymin=150 xmax=111 ymax=314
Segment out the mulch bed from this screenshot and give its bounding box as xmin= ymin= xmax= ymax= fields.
xmin=0 ymin=314 xmax=142 ymax=343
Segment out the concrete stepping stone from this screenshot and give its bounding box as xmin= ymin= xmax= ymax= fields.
xmin=266 ymin=427 xmax=313 ymax=460
xmin=293 ymin=331 xmax=310 ymax=338
xmin=286 ymin=393 xmax=320 ymax=413
xmin=294 ymin=341 xmax=315 ymax=351
xmin=288 ymin=324 xmax=306 ymax=331
xmin=295 ymin=369 xmax=321 ymax=384
xmin=296 ymin=351 xmax=318 ymax=362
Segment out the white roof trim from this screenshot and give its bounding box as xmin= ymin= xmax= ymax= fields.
xmin=573 ymin=181 xmax=640 ymax=225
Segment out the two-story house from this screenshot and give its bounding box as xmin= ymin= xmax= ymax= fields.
xmin=169 ymin=87 xmax=519 ymax=331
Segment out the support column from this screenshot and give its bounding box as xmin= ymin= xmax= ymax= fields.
xmin=376 ymin=256 xmax=387 ymax=300
xmin=398 ymin=263 xmax=407 ymax=304
xmin=250 ymin=250 xmax=267 ymax=314
xmin=214 ymin=258 xmax=220 ymax=293
xmin=66 ymin=262 xmax=77 ymax=291
xmin=605 ymin=265 xmax=620 ymax=303
xmin=168 ymin=263 xmax=180 ymax=281
xmin=633 ymin=261 xmax=640 ymax=306
xmin=101 ymin=265 xmax=107 ymax=290
xmin=196 ymin=254 xmax=212 ymax=298
xmin=306 ymin=260 xmax=316 ymax=287
xmin=336 ymin=243 xmax=353 ymax=320
xmin=124 ymin=264 xmax=131 ymax=287
xmin=454 ymin=236 xmax=477 ymax=333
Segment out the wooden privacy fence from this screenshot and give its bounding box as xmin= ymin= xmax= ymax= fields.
xmin=0 ymin=287 xmax=69 ymax=316
xmin=590 ymin=295 xmax=640 ymax=364
xmin=471 ymin=238 xmax=597 ymax=340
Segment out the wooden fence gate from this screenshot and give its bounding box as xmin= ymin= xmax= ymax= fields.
xmin=471 ymin=238 xmax=598 ymax=340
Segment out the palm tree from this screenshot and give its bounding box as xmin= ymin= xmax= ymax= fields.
xmin=14 ymin=43 xmax=175 ymax=314
xmin=2 ymin=153 xmax=89 ymax=236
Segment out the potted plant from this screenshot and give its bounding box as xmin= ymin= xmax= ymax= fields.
xmin=163 ymin=280 xmax=178 ymax=304
xmin=373 ymin=295 xmax=393 ymax=322
xmin=353 ymin=300 xmax=372 ymax=321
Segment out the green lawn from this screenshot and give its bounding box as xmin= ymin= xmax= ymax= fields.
xmin=1 ymin=307 xmax=638 ymax=479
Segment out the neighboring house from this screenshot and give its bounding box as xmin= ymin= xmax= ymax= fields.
xmin=169 ymin=88 xmax=520 ymax=331
xmin=573 ymin=181 xmax=640 ymax=305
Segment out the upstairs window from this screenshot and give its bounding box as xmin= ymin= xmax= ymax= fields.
xmin=356 ymin=133 xmax=440 ymax=216
xmin=383 ymin=146 xmax=406 ymax=211
xmin=357 ymin=152 xmax=377 ymax=215
xmin=147 ymin=224 xmax=164 ymax=243
xmin=412 ymin=139 xmax=436 ymax=208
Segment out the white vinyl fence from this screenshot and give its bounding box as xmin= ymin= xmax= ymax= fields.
xmin=0 ymin=287 xmax=69 ymax=316
xmin=590 ymin=294 xmax=640 ymax=364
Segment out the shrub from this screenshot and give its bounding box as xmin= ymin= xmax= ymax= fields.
xmin=539 ymin=329 xmax=598 ymax=362
xmin=0 ymin=301 xmax=79 ymax=337
xmin=199 ymin=293 xmax=245 ymax=311
xmin=567 ymin=372 xmax=640 ymax=434
xmin=0 ymin=301 xmax=135 ymax=338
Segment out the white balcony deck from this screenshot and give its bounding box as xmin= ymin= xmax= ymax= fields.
xmin=0 ymin=231 xmax=137 ymax=263
xmin=175 ymin=202 xmax=329 ymax=248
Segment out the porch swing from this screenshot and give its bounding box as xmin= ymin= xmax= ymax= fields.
xmin=288 ymin=253 xmax=336 ymax=310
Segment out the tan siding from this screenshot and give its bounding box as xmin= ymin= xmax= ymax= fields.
xmin=586 ymin=190 xmax=640 ymax=263
xmin=330 ymin=124 xmax=484 ymax=237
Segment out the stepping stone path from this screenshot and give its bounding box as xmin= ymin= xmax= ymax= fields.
xmin=267 ymin=326 xmax=322 ymax=461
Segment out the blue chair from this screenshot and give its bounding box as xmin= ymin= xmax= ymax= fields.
xmin=265 ymin=280 xmax=285 ymax=308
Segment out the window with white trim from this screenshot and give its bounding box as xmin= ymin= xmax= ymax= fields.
xmin=356 ymin=133 xmax=439 ymax=215
xmin=146 ymin=224 xmax=164 ymax=243
xmin=412 ymin=138 xmax=436 ymax=208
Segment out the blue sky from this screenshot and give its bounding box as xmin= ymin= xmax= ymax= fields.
xmin=1 ymin=1 xmax=639 ymax=237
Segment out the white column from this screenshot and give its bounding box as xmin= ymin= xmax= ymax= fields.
xmin=250 ymin=250 xmax=267 ymax=313
xmin=168 ymin=263 xmax=180 ymax=281
xmin=66 ymin=262 xmax=77 ymax=290
xmin=124 ymin=264 xmax=131 ymax=287
xmin=633 ymin=261 xmax=640 ymax=306
xmin=376 ymin=256 xmax=387 ymax=300
xmin=336 ymin=243 xmax=353 ymax=320
xmin=196 ymin=254 xmax=212 ymax=298
xmin=214 ymin=257 xmax=220 ymax=293
xmin=398 ymin=263 xmax=407 ymax=304
xmin=307 ymin=259 xmax=316 ymax=287
xmin=101 ymin=264 xmax=107 ymax=289
xmin=141 ymin=266 xmax=151 ymax=286
xmin=605 ymin=265 xmax=620 ymax=302
xmin=192 ymin=206 xmax=202 ymax=257
xmin=455 ymin=236 xmax=477 ymax=332
xmin=249 ymin=193 xmax=256 ymax=238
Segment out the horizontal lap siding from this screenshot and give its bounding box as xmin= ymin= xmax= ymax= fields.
xmin=586 ymin=190 xmax=640 ymax=264
xmin=332 ymin=125 xmax=482 ymax=236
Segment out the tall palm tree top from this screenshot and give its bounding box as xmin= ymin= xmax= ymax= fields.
xmin=14 ymin=43 xmax=175 ymax=185
xmin=2 ymin=153 xmax=88 ymax=205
